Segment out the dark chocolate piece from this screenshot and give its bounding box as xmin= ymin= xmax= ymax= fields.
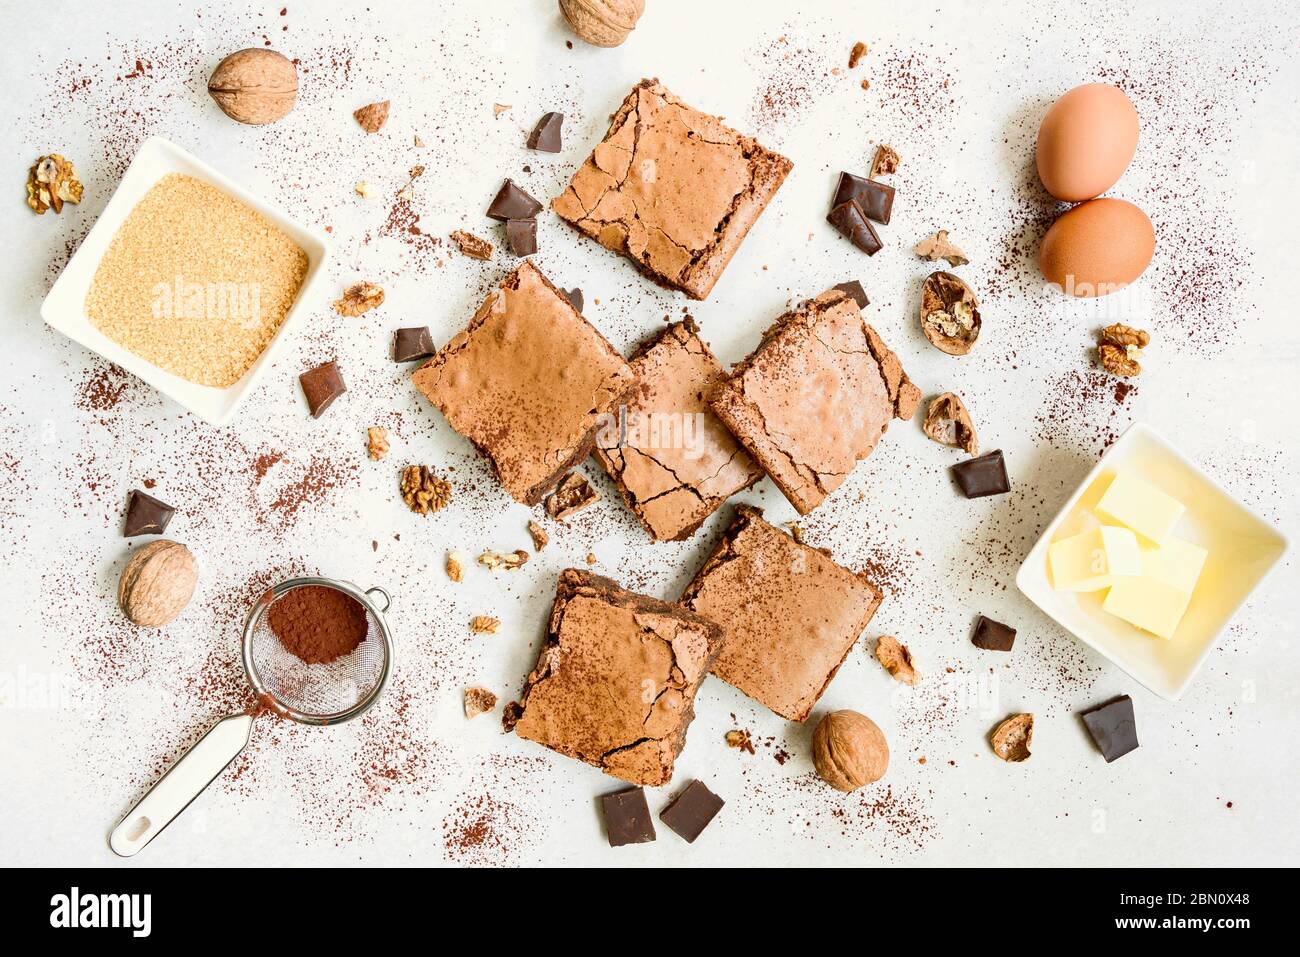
xmin=831 ymin=170 xmax=895 ymax=225
xmin=972 ymin=614 xmax=1016 ymax=652
xmin=827 ymin=200 xmax=882 ymax=256
xmin=526 ymin=111 xmax=564 ymax=152
xmin=1081 ymin=695 xmax=1139 ymax=763
xmin=506 ymin=217 xmax=538 ymax=256
xmin=563 ymin=288 xmax=584 ymax=313
xmin=659 ymin=779 xmax=724 ymax=843
xmin=951 ymin=449 xmax=1009 ymax=498
xmin=600 ymin=787 xmax=656 ymax=847
xmin=392 ymin=327 xmax=436 ymax=363
xmin=123 ymin=489 xmax=175 ymax=537
xmin=833 ymin=280 xmax=869 ymax=309
xmin=299 ymin=361 xmax=346 ymax=418
xmin=486 ymin=178 xmax=542 ymax=221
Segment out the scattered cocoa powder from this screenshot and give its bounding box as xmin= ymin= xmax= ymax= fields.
xmin=266 ymin=585 xmax=369 ymax=664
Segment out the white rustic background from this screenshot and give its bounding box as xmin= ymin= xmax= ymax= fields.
xmin=2 ymin=0 xmax=1297 ymax=866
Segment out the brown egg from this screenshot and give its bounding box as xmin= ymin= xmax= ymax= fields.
xmin=1039 ymin=198 xmax=1155 ymax=297
xmin=1036 ymin=84 xmax=1139 ymax=202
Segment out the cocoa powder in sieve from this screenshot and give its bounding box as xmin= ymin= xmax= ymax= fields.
xmin=267 ymin=585 xmax=368 ymax=664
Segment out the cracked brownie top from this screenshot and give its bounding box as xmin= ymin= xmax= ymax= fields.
xmin=552 ymin=78 xmax=792 ymax=300
xmin=681 ymin=505 xmax=883 ymax=722
xmin=709 ymin=287 xmax=922 ymax=515
xmin=411 ymin=261 xmax=635 ymax=505
xmin=594 ymin=317 xmax=763 ymax=541
xmin=503 ymin=568 xmax=722 ymax=787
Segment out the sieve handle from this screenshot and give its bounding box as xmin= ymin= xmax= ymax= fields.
xmin=108 ymin=713 xmax=254 ymax=857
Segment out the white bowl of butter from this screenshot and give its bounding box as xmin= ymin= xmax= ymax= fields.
xmin=1017 ymin=422 xmax=1289 ymax=700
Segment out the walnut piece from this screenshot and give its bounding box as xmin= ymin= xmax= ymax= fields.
xmin=492 ymin=103 xmax=511 ymax=116
xmin=450 ymin=229 xmax=494 ymax=261
xmin=875 ymin=635 xmax=919 ymax=686
xmin=725 ymin=729 xmax=756 ymax=754
xmin=1097 ymin=324 xmax=1150 ymax=376
xmin=353 ymin=100 xmax=390 ymax=133
xmin=990 ymin=713 xmax=1034 ymax=762
xmin=366 ymin=426 xmax=390 ymax=461
xmin=333 ymin=281 xmax=385 ymax=317
xmin=527 ymin=520 xmax=549 ymax=551
xmin=464 ymin=687 xmax=497 ymax=718
xmin=26 ymin=154 xmax=84 ymax=215
xmin=400 ymin=465 xmax=451 ymax=515
xmin=477 ymin=549 xmax=529 ymax=571
xmin=871 ymin=144 xmax=901 ymax=177
xmin=545 ymin=472 xmax=598 ymax=520
xmin=354 ymin=181 xmax=375 ymax=199
xmin=470 ymin=615 xmax=501 ymax=635
xmin=445 ymin=552 xmax=465 ymax=582
xmin=914 ymin=229 xmax=969 ymax=267
xmin=922 ymin=392 xmax=979 ymax=455
xmin=920 ymin=271 xmax=981 ymax=355
xmin=812 ymin=710 xmax=889 ymax=792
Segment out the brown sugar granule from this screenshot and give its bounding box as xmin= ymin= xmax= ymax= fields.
xmin=266 ymin=585 xmax=369 ymax=664
xmin=85 ymin=173 xmax=307 ymax=388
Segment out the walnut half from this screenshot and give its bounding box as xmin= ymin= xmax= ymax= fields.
xmin=27 ymin=154 xmax=84 ymax=215
xmin=1097 ymin=323 xmax=1150 ymax=377
xmin=400 ymin=465 xmax=451 ymax=515
xmin=920 ymin=271 xmax=981 ymax=355
xmin=922 ymin=392 xmax=979 ymax=455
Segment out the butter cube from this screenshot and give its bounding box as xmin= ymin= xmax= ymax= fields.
xmin=1049 ymin=525 xmax=1143 ymax=591
xmin=1095 ymin=473 xmax=1185 ymax=544
xmin=1103 ymin=535 xmax=1208 ymax=639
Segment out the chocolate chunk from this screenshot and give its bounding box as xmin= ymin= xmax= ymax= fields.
xmin=827 ymin=200 xmax=882 ymax=256
xmin=506 ymin=217 xmax=538 ymax=256
xmin=972 ymin=614 xmax=1017 ymax=652
xmin=1081 ymin=695 xmax=1139 ymax=763
xmin=951 ymin=449 xmax=1009 ymax=498
xmin=832 ymin=171 xmax=895 ymax=225
xmin=659 ymin=779 xmax=724 ymax=843
xmin=486 ymin=178 xmax=542 ymax=221
xmin=298 ymin=361 xmax=346 ymax=418
xmin=123 ymin=489 xmax=176 ymax=537
xmin=526 ymin=111 xmax=564 ymax=152
xmin=833 ymin=280 xmax=869 ymax=309
xmin=563 ymin=287 xmax=584 ymax=313
xmin=600 ymin=787 xmax=656 ymax=847
xmin=392 ymin=326 xmax=436 ymax=363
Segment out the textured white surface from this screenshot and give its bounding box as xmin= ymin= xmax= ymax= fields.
xmin=1 ymin=0 xmax=1298 ymax=866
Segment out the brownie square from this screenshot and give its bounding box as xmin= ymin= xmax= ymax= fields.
xmin=503 ymin=569 xmax=722 ymax=787
xmin=412 ymin=261 xmax=635 ymax=505
xmin=594 ymin=318 xmax=763 ymax=541
xmin=709 ymin=287 xmax=922 ymax=515
xmin=680 ymin=505 xmax=882 ymax=721
xmin=552 ymin=78 xmax=792 ymax=301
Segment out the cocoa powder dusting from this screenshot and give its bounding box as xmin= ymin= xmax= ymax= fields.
xmin=267 ymin=586 xmax=369 ymax=664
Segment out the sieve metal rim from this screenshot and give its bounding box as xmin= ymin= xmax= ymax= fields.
xmin=241 ymin=576 xmax=395 ymax=727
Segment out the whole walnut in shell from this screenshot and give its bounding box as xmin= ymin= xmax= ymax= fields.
xmin=118 ymin=540 xmax=198 ymax=628
xmin=208 ymin=49 xmax=298 ymax=125
xmin=559 ymin=0 xmax=645 ymax=47
xmin=812 ymin=710 xmax=889 ymax=792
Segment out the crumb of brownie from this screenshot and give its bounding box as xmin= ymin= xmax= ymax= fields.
xmin=470 ymin=615 xmax=501 ymax=635
xmin=848 ymin=41 xmax=867 ymax=69
xmin=366 ymin=426 xmax=390 ymax=461
xmin=450 ymin=229 xmax=494 ymax=261
xmin=527 ymin=520 xmax=548 ymax=551
xmin=545 ymin=472 xmax=598 ymax=519
xmin=334 ymin=281 xmax=385 ymax=317
xmin=464 ymin=687 xmax=498 ymax=718
xmin=400 ymin=465 xmax=451 ymax=515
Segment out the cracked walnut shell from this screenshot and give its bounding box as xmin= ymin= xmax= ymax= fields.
xmin=353 ymin=100 xmax=390 ymax=133
xmin=812 ymin=710 xmax=889 ymax=792
xmin=920 ymin=271 xmax=981 ymax=355
xmin=923 ymin=392 xmax=979 ymax=455
xmin=558 ymin=0 xmax=645 ymax=47
xmin=875 ymin=635 xmax=919 ymax=686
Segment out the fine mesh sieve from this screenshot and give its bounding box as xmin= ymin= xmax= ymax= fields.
xmin=243 ymin=578 xmax=394 ymax=724
xmin=109 ymin=576 xmax=395 ymax=857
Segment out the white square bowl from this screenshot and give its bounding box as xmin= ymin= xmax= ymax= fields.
xmin=40 ymin=136 xmax=330 ymax=427
xmin=1016 ymin=422 xmax=1289 ymax=701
